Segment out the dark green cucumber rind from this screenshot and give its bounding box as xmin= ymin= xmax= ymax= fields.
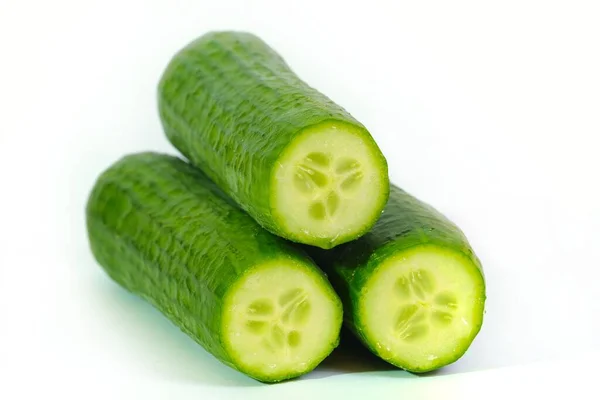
xmin=158 ymin=31 xmax=388 ymax=246
xmin=86 ymin=152 xmax=340 ymax=382
xmin=306 ymin=184 xmax=486 ymax=372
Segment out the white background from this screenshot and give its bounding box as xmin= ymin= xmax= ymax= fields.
xmin=1 ymin=0 xmax=599 ymax=398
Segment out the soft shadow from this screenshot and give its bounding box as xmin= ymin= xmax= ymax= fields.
xmin=301 ymin=330 xmax=412 ymax=380
xmin=303 ymin=328 xmax=501 ymax=381
xmin=92 ymin=275 xmax=262 ymax=388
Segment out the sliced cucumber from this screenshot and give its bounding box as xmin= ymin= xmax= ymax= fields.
xmin=158 ymin=31 xmax=389 ymax=249
xmin=307 ymin=185 xmax=486 ymax=372
xmin=273 ymin=122 xmax=386 ymax=246
xmin=224 ymin=259 xmax=339 ymax=377
xmin=360 ymin=246 xmax=484 ymax=371
xmin=86 ymin=153 xmax=342 ymax=382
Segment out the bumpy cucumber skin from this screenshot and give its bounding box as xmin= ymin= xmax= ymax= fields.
xmin=158 ymin=31 xmax=388 ymax=249
xmin=307 ymin=184 xmax=486 ymax=372
xmin=86 ymin=153 xmax=341 ymax=383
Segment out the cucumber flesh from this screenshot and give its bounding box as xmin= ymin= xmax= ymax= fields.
xmin=273 ymin=122 xmax=387 ymax=248
xmin=360 ymin=246 xmax=484 ymax=372
xmin=224 ymin=259 xmax=340 ymax=379
xmin=306 ymin=184 xmax=486 ymax=372
xmin=86 ymin=153 xmax=342 ymax=382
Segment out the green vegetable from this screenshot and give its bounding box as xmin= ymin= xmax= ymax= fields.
xmin=86 ymin=153 xmax=343 ymax=383
xmin=307 ymin=185 xmax=486 ymax=372
xmin=158 ymin=31 xmax=389 ymax=249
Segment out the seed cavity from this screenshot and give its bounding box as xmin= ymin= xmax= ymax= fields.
xmin=399 ymin=324 xmax=429 ymax=341
xmin=335 ymin=158 xmax=361 ymax=174
xmin=395 ymin=276 xmax=411 ymax=299
xmin=245 ymin=289 xmax=312 ymax=353
xmin=246 ymin=320 xmax=268 ymax=334
xmin=305 ymin=152 xmax=331 ymax=167
xmin=292 ymin=154 xmax=365 ymax=221
xmin=271 ymin=324 xmax=286 ymax=348
xmin=326 ymin=191 xmax=340 ymax=215
xmin=432 ymin=310 xmax=454 ymax=325
xmin=395 ymin=304 xmax=429 ymax=342
xmin=396 ymin=304 xmax=421 ymax=328
xmin=282 ymin=299 xmax=310 ymax=326
xmin=294 ymin=171 xmax=315 ymax=193
xmin=415 ymin=270 xmax=435 ymax=292
xmin=280 ymin=289 xmax=311 ymax=327
xmin=297 ymin=165 xmax=328 ymax=187
xmin=392 ymin=270 xmax=457 ymax=341
xmin=410 ymin=269 xmax=436 ymax=299
xmin=340 ymin=171 xmax=363 ymax=191
xmin=287 ymin=330 xmax=301 ymax=347
xmin=434 ymin=292 xmax=458 ymax=309
xmin=279 ymin=288 xmax=304 ymax=306
xmin=309 ymin=201 xmax=326 ymax=220
xmin=247 ymin=299 xmax=274 ymax=316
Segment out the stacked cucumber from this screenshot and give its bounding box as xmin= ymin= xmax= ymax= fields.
xmin=87 ymin=31 xmax=486 ymax=383
xmin=158 ymin=32 xmax=389 ymax=249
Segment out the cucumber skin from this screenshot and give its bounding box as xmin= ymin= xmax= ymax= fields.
xmin=86 ymin=152 xmax=338 ymax=382
xmin=307 ymin=185 xmax=486 ymax=371
xmin=158 ymin=31 xmax=388 ymax=248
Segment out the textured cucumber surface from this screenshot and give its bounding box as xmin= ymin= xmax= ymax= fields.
xmin=307 ymin=184 xmax=486 ymax=372
xmin=86 ymin=153 xmax=342 ymax=382
xmin=158 ymin=31 xmax=389 ymax=249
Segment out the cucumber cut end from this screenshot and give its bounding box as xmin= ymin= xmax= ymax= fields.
xmin=359 ymin=245 xmax=485 ymax=372
xmin=222 ymin=258 xmax=343 ymax=382
xmin=272 ymin=121 xmax=389 ymax=249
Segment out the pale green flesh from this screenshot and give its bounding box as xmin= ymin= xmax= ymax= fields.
xmin=223 ymin=259 xmax=342 ymax=381
xmin=272 ymin=122 xmax=388 ymax=249
xmin=360 ymin=246 xmax=485 ymax=372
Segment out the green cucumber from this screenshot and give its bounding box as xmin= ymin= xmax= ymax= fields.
xmin=158 ymin=31 xmax=389 ymax=249
xmin=307 ymin=184 xmax=486 ymax=372
xmin=86 ymin=153 xmax=343 ymax=383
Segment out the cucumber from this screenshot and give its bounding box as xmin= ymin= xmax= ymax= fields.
xmin=86 ymin=153 xmax=343 ymax=383
xmin=158 ymin=31 xmax=389 ymax=249
xmin=307 ymin=184 xmax=486 ymax=372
